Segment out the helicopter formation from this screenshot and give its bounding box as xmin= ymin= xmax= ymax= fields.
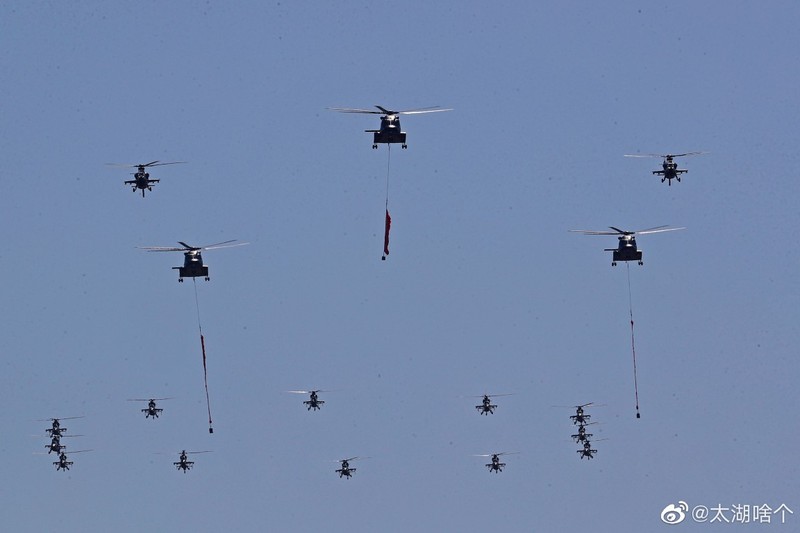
xmin=85 ymin=112 xmax=703 ymax=480
xmin=37 ymin=417 xmax=92 ymax=471
xmin=563 ymin=403 xmax=605 ymax=460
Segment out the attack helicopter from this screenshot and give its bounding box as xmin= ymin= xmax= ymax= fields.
xmin=329 ymin=105 xmax=452 ymax=149
xmin=577 ymin=441 xmax=597 ymax=460
xmin=570 ymin=423 xmax=597 ymax=444
xmin=474 ymin=452 xmax=519 ymax=473
xmin=41 ymin=416 xmax=83 ymax=438
xmin=53 ymin=449 xmax=92 ymax=472
xmin=45 ymin=434 xmax=83 ymax=454
xmin=173 ymin=450 xmax=211 ymax=473
xmin=107 ymin=160 xmax=186 ymax=197
xmin=569 ymin=226 xmax=684 ymax=266
xmin=287 ymin=390 xmax=328 ymax=411
xmin=128 ymin=397 xmax=173 ymax=419
xmin=139 ymin=240 xmax=248 ymax=281
xmin=624 ymin=152 xmax=705 ymax=186
xmin=336 ymin=457 xmax=363 ymax=479
xmin=472 ymin=393 xmax=514 ymax=415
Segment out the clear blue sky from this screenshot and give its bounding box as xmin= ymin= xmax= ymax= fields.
xmin=1 ymin=2 xmax=798 ymax=531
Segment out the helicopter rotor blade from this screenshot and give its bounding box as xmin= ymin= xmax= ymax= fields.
xmin=144 ymin=161 xmax=187 ymax=167
xmin=137 ymin=246 xmax=187 ymax=252
xmin=569 ymin=229 xmax=621 ymax=236
xmin=328 ymin=107 xmax=384 ymax=114
xmin=200 ymin=240 xmax=249 ymax=251
xmin=395 ymin=106 xmax=453 ymax=115
xmin=633 ymin=226 xmax=685 ymax=235
xmin=127 ymin=397 xmax=174 ymax=402
xmin=667 ymin=151 xmax=706 ymax=158
xmin=186 ymin=450 xmax=213 ymax=454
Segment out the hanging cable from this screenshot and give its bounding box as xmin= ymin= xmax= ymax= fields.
xmin=626 ymin=263 xmax=641 ymax=419
xmin=193 ymin=278 xmax=214 ymax=433
xmin=382 ymin=144 xmax=392 ymax=260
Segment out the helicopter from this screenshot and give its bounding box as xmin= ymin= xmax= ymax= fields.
xmin=329 ymin=105 xmax=452 ymax=149
xmin=474 ymin=452 xmax=518 ymax=473
xmin=336 ymin=457 xmax=363 ymax=479
xmin=173 ymin=450 xmax=211 ymax=473
xmin=472 ymin=393 xmax=513 ymax=415
xmin=53 ymin=449 xmax=92 ymax=471
xmin=107 ymin=160 xmax=186 ymax=197
xmin=624 ymin=152 xmax=705 ymax=186
xmin=128 ymin=397 xmax=173 ymax=419
xmin=41 ymin=416 xmax=83 ymax=438
xmin=45 ymin=434 xmax=83 ymax=454
xmin=569 ymin=226 xmax=684 ymax=266
xmin=570 ymin=423 xmax=597 ymax=444
xmin=139 ymin=240 xmax=248 ymax=282
xmin=287 ymin=390 xmax=328 ymax=411
xmin=577 ymin=441 xmax=597 ymax=460
xmin=569 ymin=404 xmax=594 ymax=426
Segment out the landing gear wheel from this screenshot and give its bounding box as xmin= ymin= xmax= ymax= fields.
xmin=402 ymin=144 xmax=407 ymax=149
xmin=638 ymin=261 xmax=643 ymax=265
xmin=612 ymin=262 xmax=617 ymax=266
xmin=372 ymin=144 xmax=377 ymax=149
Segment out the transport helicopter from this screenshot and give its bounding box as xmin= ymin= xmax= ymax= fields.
xmin=139 ymin=240 xmax=248 ymax=281
xmin=474 ymin=452 xmax=519 ymax=473
xmin=173 ymin=450 xmax=211 ymax=473
xmin=624 ymin=152 xmax=705 ymax=186
xmin=128 ymin=397 xmax=173 ymax=419
xmin=336 ymin=457 xmax=364 ymax=479
xmin=472 ymin=393 xmax=514 ymax=415
xmin=329 ymin=105 xmax=451 ymax=149
xmin=569 ymin=226 xmax=684 ymax=266
xmin=107 ymin=160 xmax=186 ymax=197
xmin=53 ymin=449 xmax=92 ymax=471
xmin=287 ymin=390 xmax=328 ymax=411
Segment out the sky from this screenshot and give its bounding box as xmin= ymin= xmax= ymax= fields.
xmin=1 ymin=1 xmax=798 ymax=531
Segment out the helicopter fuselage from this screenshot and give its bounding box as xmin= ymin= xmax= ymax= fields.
xmin=125 ymin=169 xmax=160 ymax=197
xmin=173 ymin=251 xmax=209 ymax=282
xmin=606 ymin=236 xmax=643 ymax=266
xmin=653 ymin=158 xmax=688 ymax=185
xmin=367 ymin=115 xmax=407 ymax=149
